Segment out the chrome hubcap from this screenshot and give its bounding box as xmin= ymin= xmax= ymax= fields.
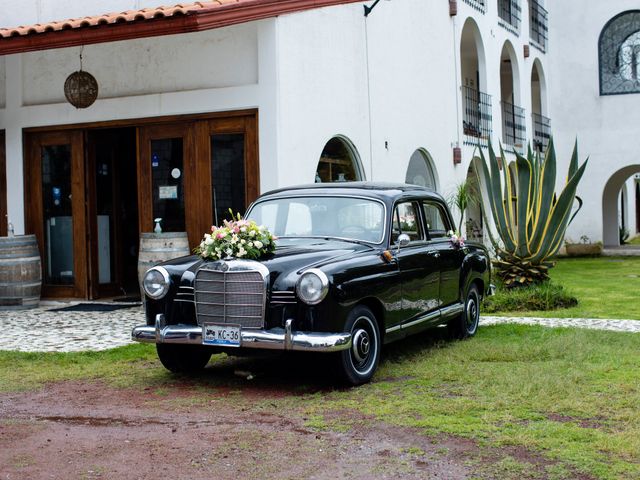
xmin=352 ymin=329 xmax=371 ymax=363
xmin=466 ymin=297 xmax=478 ymax=331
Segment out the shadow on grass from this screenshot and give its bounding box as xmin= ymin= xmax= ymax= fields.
xmin=151 ymin=326 xmax=457 ymax=394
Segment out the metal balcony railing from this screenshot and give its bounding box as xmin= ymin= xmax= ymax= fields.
xmin=532 ymin=112 xmax=551 ymax=154
xmin=502 ymin=101 xmax=526 ymax=152
xmin=462 ymin=0 xmax=486 ymax=14
xmin=462 ymin=86 xmax=493 ymax=147
xmin=498 ymin=0 xmax=521 ymax=33
xmin=529 ymin=0 xmax=548 ymax=52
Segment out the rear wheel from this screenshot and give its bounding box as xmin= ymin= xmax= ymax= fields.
xmin=448 ymin=284 xmax=481 ymax=340
xmin=156 ymin=344 xmax=212 ymax=373
xmin=336 ymin=305 xmax=381 ymax=386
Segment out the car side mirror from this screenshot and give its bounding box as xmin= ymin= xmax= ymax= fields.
xmin=397 ymin=233 xmax=410 ymax=252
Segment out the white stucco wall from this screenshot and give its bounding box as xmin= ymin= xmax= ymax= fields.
xmin=548 ymin=0 xmax=640 ymax=245
xmin=0 ymin=0 xmax=554 ymax=242
xmin=21 ymin=24 xmax=258 ymax=105
xmin=0 ymin=19 xmax=277 ymax=234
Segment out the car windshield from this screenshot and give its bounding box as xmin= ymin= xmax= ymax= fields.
xmin=246 ymin=196 xmax=386 ymax=244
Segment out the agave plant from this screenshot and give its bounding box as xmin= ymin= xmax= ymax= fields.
xmin=477 ymin=139 xmax=588 ymax=287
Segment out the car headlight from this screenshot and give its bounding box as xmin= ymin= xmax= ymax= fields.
xmin=143 ymin=267 xmax=170 ymax=299
xmin=296 ymin=268 xmax=329 ymax=305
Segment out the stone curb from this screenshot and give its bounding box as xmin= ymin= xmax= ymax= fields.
xmin=0 ymin=306 xmax=637 ymax=353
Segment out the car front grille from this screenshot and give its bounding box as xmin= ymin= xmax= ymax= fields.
xmin=194 ymin=264 xmax=266 ymax=329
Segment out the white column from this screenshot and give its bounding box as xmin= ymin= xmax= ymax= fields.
xmin=4 ymin=54 xmax=25 ymax=235
xmin=257 ymin=19 xmax=279 ymax=193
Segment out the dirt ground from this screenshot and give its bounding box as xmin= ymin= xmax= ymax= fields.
xmin=0 ymin=356 xmax=592 ymax=480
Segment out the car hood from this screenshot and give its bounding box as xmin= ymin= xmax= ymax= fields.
xmin=167 ymin=239 xmax=375 ymax=288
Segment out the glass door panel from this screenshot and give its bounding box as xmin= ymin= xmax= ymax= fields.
xmin=151 ymin=138 xmax=185 ymax=232
xmin=41 ymin=145 xmax=74 ymax=285
xmin=211 ymin=133 xmax=245 ymax=224
xmin=27 ymin=130 xmax=86 ymax=298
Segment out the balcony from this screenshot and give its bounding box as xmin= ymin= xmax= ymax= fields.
xmin=532 ymin=113 xmax=551 ymax=154
xmin=529 ymin=0 xmax=548 ymax=52
xmin=502 ymin=101 xmax=526 ymax=152
xmin=461 ymin=0 xmax=486 ymax=14
xmin=462 ymin=86 xmax=493 ymax=147
xmin=498 ymin=0 xmax=521 ymax=34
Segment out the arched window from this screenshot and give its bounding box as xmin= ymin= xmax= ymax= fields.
xmin=405 ymin=149 xmax=437 ymax=190
xmin=599 ymin=11 xmax=640 ymax=95
xmin=315 ymin=136 xmax=363 ymax=183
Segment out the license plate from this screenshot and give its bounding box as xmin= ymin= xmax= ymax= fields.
xmin=202 ymin=324 xmax=241 ymax=347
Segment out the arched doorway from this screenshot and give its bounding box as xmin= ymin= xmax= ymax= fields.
xmin=500 ymin=41 xmax=525 ymax=151
xmin=531 ymin=60 xmax=550 ymax=154
xmin=315 ymin=136 xmax=364 ymax=183
xmin=460 ymin=18 xmax=491 ymax=145
xmin=602 ymin=165 xmax=640 ymax=245
xmin=405 ymin=149 xmax=438 ymax=190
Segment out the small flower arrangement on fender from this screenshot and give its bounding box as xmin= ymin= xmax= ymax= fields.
xmin=196 ymin=211 xmax=276 ymax=260
xmin=447 ymin=230 xmax=465 ymax=248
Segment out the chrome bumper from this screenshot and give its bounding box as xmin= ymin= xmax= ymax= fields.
xmin=131 ymin=314 xmax=352 ymax=353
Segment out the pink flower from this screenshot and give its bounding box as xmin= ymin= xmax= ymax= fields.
xmin=217 ymin=231 xmax=227 ymax=239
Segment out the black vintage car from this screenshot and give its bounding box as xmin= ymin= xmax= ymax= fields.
xmin=132 ymin=183 xmax=492 ymax=385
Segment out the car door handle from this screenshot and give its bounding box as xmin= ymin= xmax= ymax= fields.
xmin=432 ymin=252 xmax=441 ymax=259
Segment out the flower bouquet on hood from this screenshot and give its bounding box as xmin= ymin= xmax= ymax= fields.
xmin=196 ymin=211 xmax=276 ymax=260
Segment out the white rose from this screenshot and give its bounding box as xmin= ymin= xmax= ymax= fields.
xmin=241 ymin=239 xmax=246 ymax=244
xmin=205 ymin=236 xmax=214 ymax=245
xmin=254 ymin=240 xmax=263 ymax=249
xmin=247 ymin=241 xmax=254 ymax=248
xmin=240 ymin=227 xmax=247 ymax=233
xmin=249 ymin=230 xmax=256 ymax=237
xmin=238 ymin=247 xmax=246 ymax=257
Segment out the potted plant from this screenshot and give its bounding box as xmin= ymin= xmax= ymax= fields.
xmin=564 ymin=235 xmax=603 ymax=257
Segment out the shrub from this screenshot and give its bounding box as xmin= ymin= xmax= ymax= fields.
xmin=483 ymin=281 xmax=578 ymax=313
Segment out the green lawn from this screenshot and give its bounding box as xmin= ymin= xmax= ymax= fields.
xmin=491 ymin=256 xmax=640 ymax=320
xmin=1 ymin=325 xmax=639 ymax=479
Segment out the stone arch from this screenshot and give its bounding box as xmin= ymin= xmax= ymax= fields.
xmin=315 ymin=135 xmax=365 ymax=183
xmin=531 ymin=58 xmax=550 ymax=153
xmin=602 ymin=165 xmax=640 ymax=245
xmin=405 ymin=149 xmax=439 ymax=190
xmin=460 ymin=17 xmax=490 ymax=143
xmin=500 ymin=40 xmax=521 ymax=106
xmin=500 ymin=41 xmax=524 ymax=150
xmin=460 ymin=17 xmax=488 ymax=92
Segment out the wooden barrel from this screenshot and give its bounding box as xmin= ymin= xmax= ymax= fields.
xmin=0 ymin=235 xmax=42 ymax=310
xmin=138 ymin=232 xmax=191 ymax=295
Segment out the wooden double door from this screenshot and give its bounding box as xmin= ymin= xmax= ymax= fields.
xmin=25 ymin=113 xmax=259 ymax=299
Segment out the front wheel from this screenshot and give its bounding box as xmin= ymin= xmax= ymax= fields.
xmin=448 ymin=284 xmax=481 ymax=340
xmin=336 ymin=305 xmax=381 ymax=386
xmin=156 ymin=344 xmax=212 ymax=373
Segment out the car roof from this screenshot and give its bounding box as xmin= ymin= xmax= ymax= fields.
xmin=256 ymin=182 xmax=446 ymax=203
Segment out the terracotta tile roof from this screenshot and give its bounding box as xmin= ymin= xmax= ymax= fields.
xmin=0 ymin=2 xmax=235 ymax=38
xmin=0 ymin=0 xmax=363 ymax=55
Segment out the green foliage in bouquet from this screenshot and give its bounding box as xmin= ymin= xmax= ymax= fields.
xmin=196 ymin=211 xmax=276 ymax=260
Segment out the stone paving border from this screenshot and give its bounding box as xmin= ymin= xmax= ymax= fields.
xmin=480 ymin=316 xmax=640 ymax=333
xmin=0 ymin=304 xmax=637 ymax=353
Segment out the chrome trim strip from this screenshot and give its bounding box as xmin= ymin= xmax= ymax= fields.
xmin=441 ymin=303 xmax=464 ymax=317
xmin=385 ymin=305 xmax=463 ymax=334
xmin=402 ymin=311 xmax=440 ymax=330
xmin=174 ymin=299 xmax=195 ymax=304
xmin=131 ymin=322 xmax=352 ymax=353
